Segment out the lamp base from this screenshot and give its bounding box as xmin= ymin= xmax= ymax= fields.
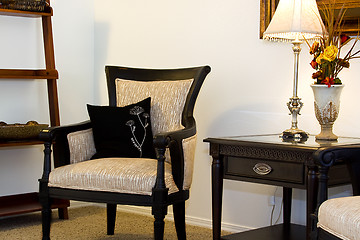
xmin=281 ymin=129 xmax=309 ymax=142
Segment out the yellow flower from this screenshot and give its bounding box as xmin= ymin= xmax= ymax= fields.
xmin=323 ymin=45 xmax=338 ymax=62
xmin=316 ymin=53 xmax=324 ymax=64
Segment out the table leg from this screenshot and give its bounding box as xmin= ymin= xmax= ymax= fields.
xmin=283 ymin=187 xmax=292 ymax=230
xmin=212 ymin=156 xmax=223 ymax=240
xmin=58 ymin=207 xmax=68 ymax=219
xmin=307 ymin=165 xmax=318 ymax=240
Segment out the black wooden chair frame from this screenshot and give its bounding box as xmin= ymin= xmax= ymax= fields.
xmin=312 ymin=145 xmax=360 ymax=240
xmin=39 ymin=65 xmax=211 ymax=240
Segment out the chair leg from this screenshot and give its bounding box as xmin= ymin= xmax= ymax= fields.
xmin=107 ymin=204 xmax=117 ymax=235
xmin=152 ymin=202 xmax=167 ymax=240
xmin=173 ymin=202 xmax=186 ymax=240
xmin=40 ymin=197 xmax=52 ymax=240
xmin=153 ymin=212 xmax=165 ymax=240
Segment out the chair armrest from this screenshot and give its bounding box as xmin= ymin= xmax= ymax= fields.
xmin=311 ymin=145 xmax=360 ymax=239
xmin=313 ymin=145 xmax=360 ymax=206
xmin=39 ymin=120 xmax=92 ymax=169
xmin=153 ymin=118 xmax=196 ymax=191
xmin=314 ymin=145 xmax=360 ymax=166
xmin=153 ymin=118 xmax=196 ymax=148
xmin=39 ymin=120 xmax=92 ymax=142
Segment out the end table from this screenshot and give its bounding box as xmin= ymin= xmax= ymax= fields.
xmin=204 ymin=134 xmax=359 ymax=240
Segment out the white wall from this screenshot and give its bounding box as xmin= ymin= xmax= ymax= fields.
xmin=1 ymin=0 xmax=359 ymax=233
xmin=93 ymin=0 xmax=359 ymax=231
xmin=0 ymin=0 xmax=94 ymax=195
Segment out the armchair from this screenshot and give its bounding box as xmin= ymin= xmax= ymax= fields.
xmin=38 ymin=65 xmax=211 ymax=240
xmin=313 ymin=146 xmax=360 ymax=240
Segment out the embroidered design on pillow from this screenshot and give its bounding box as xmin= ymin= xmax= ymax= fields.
xmin=126 ymin=106 xmax=150 ymax=157
xmin=86 ymin=97 xmax=156 ymax=159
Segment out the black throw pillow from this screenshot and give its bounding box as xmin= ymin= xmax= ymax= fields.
xmin=87 ymin=97 xmax=156 ymax=159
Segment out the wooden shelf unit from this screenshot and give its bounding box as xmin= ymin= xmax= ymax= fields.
xmin=0 ymin=8 xmax=53 ymax=18
xmin=0 ymin=69 xmax=58 ymax=79
xmin=0 ymin=1 xmax=69 ymax=219
xmin=0 ymin=139 xmax=44 ymax=147
xmin=0 ymin=193 xmax=68 ymax=219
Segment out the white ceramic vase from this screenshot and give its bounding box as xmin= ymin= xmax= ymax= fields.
xmin=311 ymin=84 xmax=344 ymax=141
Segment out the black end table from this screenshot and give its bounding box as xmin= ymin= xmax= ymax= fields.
xmin=204 ymin=134 xmax=360 ymax=240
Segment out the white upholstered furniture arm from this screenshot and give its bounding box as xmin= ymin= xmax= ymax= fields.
xmin=67 ymin=128 xmax=96 ymax=164
xmin=318 ymin=196 xmax=360 ymax=240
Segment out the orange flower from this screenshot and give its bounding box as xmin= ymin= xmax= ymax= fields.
xmin=321 ymin=77 xmax=335 ymax=87
xmin=340 ymin=34 xmax=350 ymax=45
xmin=312 ymin=71 xmax=323 ymax=79
xmin=310 ymin=59 xmax=318 ymax=69
xmin=310 ymin=41 xmax=319 ymax=54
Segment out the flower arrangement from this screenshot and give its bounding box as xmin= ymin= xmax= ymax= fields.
xmin=306 ymin=1 xmax=360 ymax=87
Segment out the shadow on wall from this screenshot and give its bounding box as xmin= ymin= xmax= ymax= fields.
xmin=205 ymin=103 xmax=289 ymax=138
xmin=94 ymin=21 xmax=110 ymax=105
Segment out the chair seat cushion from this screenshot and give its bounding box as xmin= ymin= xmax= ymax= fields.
xmin=318 ymin=196 xmax=360 ymax=240
xmin=48 ymin=158 xmax=179 ymax=196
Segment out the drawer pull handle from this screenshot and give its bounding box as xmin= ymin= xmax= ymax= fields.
xmin=253 ymin=163 xmax=272 ymax=175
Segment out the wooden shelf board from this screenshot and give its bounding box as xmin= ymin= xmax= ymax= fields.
xmin=0 ymin=8 xmax=52 ymax=18
xmin=0 ymin=139 xmax=44 ymax=147
xmin=0 ymin=69 xmax=58 ymax=79
xmin=222 ymin=224 xmax=305 ymax=240
xmin=0 ymin=192 xmax=69 ymax=217
xmin=0 ymin=1 xmax=65 ymax=221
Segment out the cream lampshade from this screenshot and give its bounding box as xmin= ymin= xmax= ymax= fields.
xmin=264 ymin=0 xmax=324 ymax=41
xmin=263 ymin=0 xmax=324 ymax=141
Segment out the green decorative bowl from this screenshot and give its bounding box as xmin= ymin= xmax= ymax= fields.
xmin=0 ymin=121 xmax=48 ymax=140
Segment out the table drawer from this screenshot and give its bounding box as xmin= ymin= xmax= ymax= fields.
xmin=225 ymin=156 xmax=304 ymax=184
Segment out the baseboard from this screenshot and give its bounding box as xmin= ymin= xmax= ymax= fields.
xmin=69 ymin=201 xmax=251 ymax=233
xmin=69 ymin=200 xmax=93 ymax=208
xmin=115 ymin=204 xmax=250 ymax=233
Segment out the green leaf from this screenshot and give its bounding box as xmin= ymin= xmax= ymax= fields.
xmin=334 ymin=78 xmax=342 ymax=84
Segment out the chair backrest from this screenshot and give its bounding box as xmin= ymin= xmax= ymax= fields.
xmin=106 ymin=66 xmax=210 ymax=131
xmin=105 ymin=66 xmax=210 ymax=190
xmin=315 ymin=146 xmax=360 ymax=197
xmin=346 ymin=152 xmax=360 ymax=195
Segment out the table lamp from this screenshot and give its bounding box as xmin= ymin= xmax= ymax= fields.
xmin=263 ymin=0 xmax=324 ymax=141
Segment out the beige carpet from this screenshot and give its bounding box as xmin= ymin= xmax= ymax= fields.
xmin=0 ymin=205 xmax=228 ymax=239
